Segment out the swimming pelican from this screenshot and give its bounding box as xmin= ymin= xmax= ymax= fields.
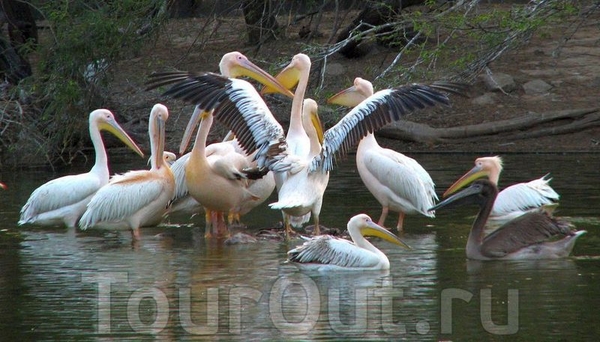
xmin=19 ymin=109 xmax=144 ymax=228
xmin=150 ymin=52 xmax=292 ymax=236
xmin=431 ymin=179 xmax=585 ymax=260
xmin=443 ymin=156 xmax=560 ymax=225
xmin=146 ymin=54 xmax=457 ymax=238
xmin=328 ymin=77 xmax=438 ymax=232
xmin=287 ymin=213 xmax=411 ymax=270
xmin=79 ymin=104 xmax=175 ymax=239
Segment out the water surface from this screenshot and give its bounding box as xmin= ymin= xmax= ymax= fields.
xmin=1 ymin=153 xmax=598 ymax=340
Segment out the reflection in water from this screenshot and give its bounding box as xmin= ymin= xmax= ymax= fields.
xmin=0 ymin=154 xmax=599 ymax=340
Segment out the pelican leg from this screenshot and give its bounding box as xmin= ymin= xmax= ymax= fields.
xmin=215 ymin=212 xmax=230 ymax=238
xmin=378 ymin=207 xmax=389 ymax=227
xmin=131 ymin=227 xmax=141 ymax=240
xmin=283 ymin=214 xmax=293 ymax=240
xmin=204 ymin=209 xmax=213 ymax=238
xmin=396 ymin=212 xmax=405 ymax=233
xmin=312 ymin=215 xmax=320 ymax=236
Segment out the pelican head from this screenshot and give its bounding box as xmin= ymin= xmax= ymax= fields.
xmin=220 ymin=51 xmax=294 ymax=98
xmin=443 ymin=156 xmax=503 ymax=198
xmin=327 ymin=77 xmax=374 ymax=107
xmin=348 ymin=214 xmax=411 ymax=250
xmin=432 ymin=180 xmax=495 ymax=212
xmin=261 ymin=53 xmax=311 ymax=95
xmin=92 ymin=109 xmax=144 ymax=158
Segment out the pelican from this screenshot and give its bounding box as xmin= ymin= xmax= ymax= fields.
xmin=151 ymin=52 xmax=292 ymax=236
xmin=328 ymin=77 xmax=438 ymax=232
xmin=146 ymin=54 xmax=458 ymax=239
xmin=19 ymin=109 xmax=144 ymax=228
xmin=431 ymin=179 xmax=585 ymax=260
xmin=443 ymin=156 xmax=560 ymax=225
xmin=79 ymin=104 xmax=175 ymax=239
xmin=163 ymin=151 xmax=177 ymax=166
xmin=287 ymin=213 xmax=411 ymax=271
xmin=0 ymin=182 xmax=6 ymax=190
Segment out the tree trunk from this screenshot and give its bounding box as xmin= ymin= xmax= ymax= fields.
xmin=242 ymin=0 xmax=279 ymax=46
xmin=0 ymin=0 xmax=37 ymax=83
xmin=376 ymin=108 xmax=600 ymax=144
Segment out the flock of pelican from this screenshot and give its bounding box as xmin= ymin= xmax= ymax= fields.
xmin=14 ymin=51 xmax=587 ymax=270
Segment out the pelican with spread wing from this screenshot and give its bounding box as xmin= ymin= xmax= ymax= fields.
xmin=19 ymin=109 xmax=144 ymax=228
xmin=432 ymin=179 xmax=584 ymax=260
xmin=287 ymin=214 xmax=411 ymax=271
xmin=148 ymin=53 xmax=293 ymax=237
xmin=328 ymin=77 xmax=441 ymax=232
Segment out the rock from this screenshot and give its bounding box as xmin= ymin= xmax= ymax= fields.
xmin=482 ymin=73 xmax=517 ymax=92
xmin=224 ymin=232 xmax=257 ymax=245
xmin=472 ymin=93 xmax=497 ymax=106
xmin=522 ymin=79 xmax=552 ymax=95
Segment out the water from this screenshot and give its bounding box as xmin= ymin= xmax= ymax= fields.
xmin=1 ymin=153 xmax=599 ymax=340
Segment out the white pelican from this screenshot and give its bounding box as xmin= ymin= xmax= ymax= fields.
xmin=163 ymin=151 xmax=177 ymax=166
xmin=79 ymin=104 xmax=175 ymax=239
xmin=151 ymin=52 xmax=292 ymax=236
xmin=431 ymin=179 xmax=585 ymax=260
xmin=443 ymin=156 xmax=560 ymax=225
xmin=287 ymin=213 xmax=411 ymax=270
xmin=146 ymin=55 xmax=457 ymax=238
xmin=19 ymin=109 xmax=144 ymax=228
xmin=328 ymin=77 xmax=438 ymax=232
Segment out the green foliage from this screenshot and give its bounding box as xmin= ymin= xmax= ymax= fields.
xmin=16 ymin=0 xmax=166 ymax=166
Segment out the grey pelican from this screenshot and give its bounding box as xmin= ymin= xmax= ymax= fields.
xmin=19 ymin=109 xmax=144 ymax=228
xmin=443 ymin=156 xmax=560 ymax=225
xmin=287 ymin=213 xmax=411 ymax=271
xmin=79 ymin=104 xmax=175 ymax=240
xmin=431 ymin=179 xmax=585 ymax=260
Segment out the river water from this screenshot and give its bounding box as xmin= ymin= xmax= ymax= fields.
xmin=0 ymin=153 xmax=598 ymax=340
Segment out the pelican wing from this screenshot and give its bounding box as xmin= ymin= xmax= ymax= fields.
xmin=288 ymin=235 xmax=380 ymax=268
xmin=147 ymin=72 xmax=290 ymax=172
xmin=365 ymin=150 xmax=436 ymax=213
xmin=494 ymin=175 xmax=559 ymax=216
xmin=480 ymin=211 xmax=574 ymax=258
xmin=312 ymin=84 xmax=452 ymax=172
xmin=20 ymin=173 xmax=102 ymax=222
xmin=79 ymin=171 xmax=167 ymax=228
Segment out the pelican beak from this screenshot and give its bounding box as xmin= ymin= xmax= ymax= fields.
xmin=261 ymin=62 xmax=300 ymax=96
xmin=180 ymin=106 xmax=210 ymax=154
xmin=361 ymin=221 xmax=412 ymax=250
xmin=153 ymin=111 xmax=167 ymax=168
xmin=230 ymin=58 xmax=294 ymax=98
xmin=0 ymin=182 xmax=6 ymax=190
xmin=443 ymin=165 xmax=488 ymax=198
xmin=309 ymin=105 xmax=324 ymax=145
xmin=327 ymin=85 xmax=366 ymax=107
xmin=99 ymin=118 xmax=144 ymax=158
xmin=431 ymin=183 xmax=482 ymax=211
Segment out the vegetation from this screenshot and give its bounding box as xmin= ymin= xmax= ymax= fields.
xmin=0 ymin=0 xmax=594 ymax=168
